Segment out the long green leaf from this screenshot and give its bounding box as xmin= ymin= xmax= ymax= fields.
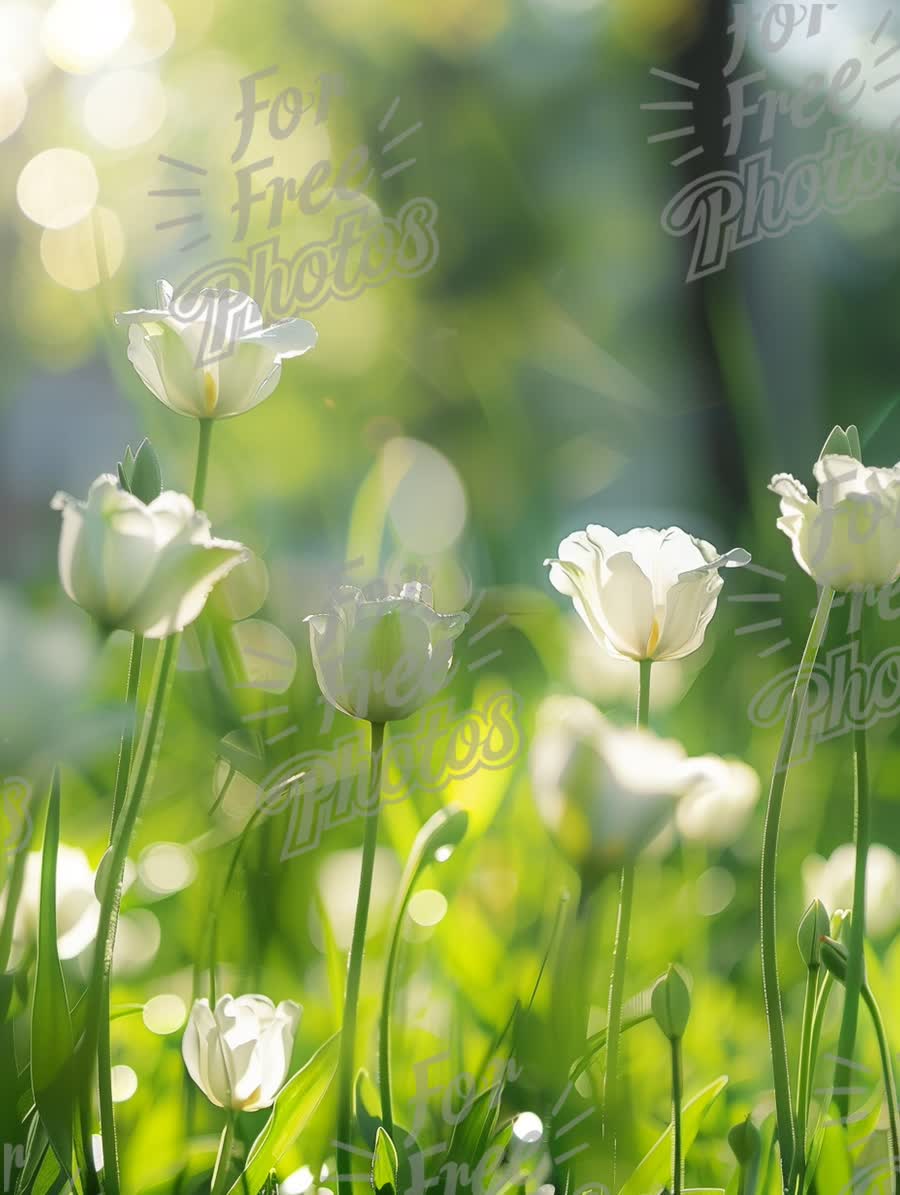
xmin=372 ymin=1127 xmax=399 ymax=1195
xmin=30 ymin=769 xmax=77 ymax=1187
xmin=568 ymin=983 xmax=658 ymax=1084
xmin=224 ymin=1033 xmax=340 ymax=1195
xmin=619 ymin=1076 xmax=729 ymax=1195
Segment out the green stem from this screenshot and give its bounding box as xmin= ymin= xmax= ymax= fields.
xmin=210 ymin=1111 xmax=236 ymax=1195
xmin=834 ymin=707 xmax=870 ymax=1119
xmin=81 ymin=635 xmax=179 ymax=1190
xmin=861 ymin=984 xmax=900 ymax=1195
xmin=193 ymin=419 xmax=214 ymax=507
xmin=378 ymin=878 xmax=403 ymax=1139
xmin=337 ymin=722 xmax=385 ymax=1195
xmin=793 ymin=967 xmax=819 ymax=1187
xmin=602 ymin=659 xmax=651 ymax=1137
xmin=671 ymin=1036 xmax=684 ymax=1195
xmin=96 ymin=633 xmax=144 ymax=1195
xmin=110 ymin=635 xmax=144 ymax=834
xmin=760 ymin=586 xmax=834 ymax=1185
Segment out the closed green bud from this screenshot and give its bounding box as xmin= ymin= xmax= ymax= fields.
xmin=797 ymin=899 xmax=830 ymax=968
xmin=819 ymin=936 xmax=852 ymax=985
xmin=651 ymin=963 xmax=692 ymax=1040
xmin=818 ymin=425 xmax=861 ymax=462
xmin=727 ymin=1115 xmax=760 ymax=1164
xmin=118 ymin=438 xmax=162 ymax=504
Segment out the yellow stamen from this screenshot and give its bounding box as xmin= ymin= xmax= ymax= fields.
xmin=646 ymin=617 xmax=661 ymax=657
xmin=203 ymin=370 xmax=217 ymax=415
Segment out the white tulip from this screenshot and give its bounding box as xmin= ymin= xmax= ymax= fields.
xmin=770 ymin=454 xmax=900 ymax=592
xmin=529 ymin=695 xmax=689 ymax=873
xmin=546 ymin=526 xmax=749 ymax=662
xmin=803 ymin=843 xmax=900 ymax=938
xmin=181 ymin=994 xmax=302 ymax=1111
xmin=305 ymin=582 xmax=468 ymax=723
xmin=52 ymin=475 xmax=246 ymax=638
xmin=117 ymin=280 xmax=317 ymax=420
xmin=675 ymin=754 xmax=761 ymax=846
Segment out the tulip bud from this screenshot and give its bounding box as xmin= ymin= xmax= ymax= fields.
xmin=305 ymin=583 xmax=468 ymax=723
xmin=117 ymin=438 xmax=162 ymax=504
xmin=819 ymin=936 xmax=854 ymax=986
xmin=818 ymin=425 xmax=862 ymax=462
xmin=797 ymin=899 xmax=830 ymax=969
xmin=651 ymin=964 xmax=692 ymax=1041
xmin=727 ymin=1116 xmax=761 ymax=1165
xmin=182 ymin=994 xmax=301 ymax=1111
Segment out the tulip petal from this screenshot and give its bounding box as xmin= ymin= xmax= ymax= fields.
xmin=653 ymin=568 xmax=723 ymax=661
xmin=131 ymin=541 xmax=247 ymax=638
xmin=595 ymin=551 xmax=657 ymax=660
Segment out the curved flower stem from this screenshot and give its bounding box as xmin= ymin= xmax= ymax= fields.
xmin=760 ymin=585 xmax=834 ymax=1187
xmin=861 ymin=983 xmax=900 ymax=1195
xmin=193 ymin=419 xmax=214 ymax=507
xmin=210 ymin=1110 xmax=237 ymax=1195
xmin=110 ymin=635 xmax=145 ymax=834
xmin=670 ymin=1036 xmax=684 ymax=1195
xmin=602 ymin=660 xmax=651 ymax=1141
xmin=337 ymin=721 xmax=385 ymax=1195
xmin=834 ymin=678 xmax=870 ymax=1121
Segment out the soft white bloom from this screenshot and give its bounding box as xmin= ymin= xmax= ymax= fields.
xmin=2 ymin=844 xmax=99 ymax=961
xmin=182 ymin=993 xmax=302 ymax=1111
xmin=117 ymin=280 xmax=317 ymax=419
xmin=546 ymin=526 xmax=749 ymax=662
xmin=770 ymin=454 xmax=900 ymax=592
xmin=803 ymin=843 xmax=900 ymax=938
xmin=305 ymin=582 xmax=468 ymax=723
xmin=52 ymin=475 xmax=246 ymax=638
xmin=675 ymin=755 xmax=761 ymax=846
xmin=529 ymin=695 xmax=689 ymax=873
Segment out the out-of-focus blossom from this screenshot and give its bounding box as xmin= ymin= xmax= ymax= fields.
xmin=52 ymin=475 xmax=246 ymax=638
xmin=675 ymin=755 xmax=761 ymax=846
xmin=546 ymin=526 xmax=749 ymax=661
xmin=182 ymin=993 xmax=301 ymax=1111
xmin=529 ymin=695 xmax=689 ymax=874
xmin=803 ymin=843 xmax=900 ymax=938
xmin=118 ymin=281 xmax=317 ymax=419
xmin=3 ymin=844 xmax=99 ymax=960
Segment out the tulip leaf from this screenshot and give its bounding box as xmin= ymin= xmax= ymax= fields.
xmin=444 ymin=1087 xmax=501 ymax=1168
xmin=618 ymin=1076 xmax=728 ymax=1195
xmin=224 ymin=1032 xmax=339 ymax=1195
xmin=372 ymin=1126 xmax=399 ymax=1195
xmin=30 ymin=769 xmax=77 ymax=1187
xmin=568 ymin=982 xmax=657 ymax=1083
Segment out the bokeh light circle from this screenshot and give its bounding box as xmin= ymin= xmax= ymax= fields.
xmin=18 ymin=148 xmax=98 ymax=229
xmin=0 ymin=71 xmax=27 ymax=141
xmin=83 ymin=69 xmax=166 ymax=148
xmin=42 ymin=0 xmax=134 ymax=73
xmin=142 ymin=993 xmax=187 ymax=1035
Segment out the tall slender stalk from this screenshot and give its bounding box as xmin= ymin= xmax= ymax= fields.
xmin=193 ymin=419 xmax=214 ymax=507
xmin=760 ymin=586 xmax=833 ymax=1184
xmin=602 ymin=659 xmax=651 ymax=1133
xmin=97 ymin=632 xmax=144 ymax=1195
xmin=834 ymin=638 xmax=870 ymax=1120
xmin=336 ymin=722 xmax=385 ymax=1195
xmin=793 ymin=966 xmax=819 ymax=1187
xmin=861 ymin=983 xmax=900 ymax=1195
xmin=210 ymin=1110 xmax=236 ymax=1195
xmin=671 ymin=1036 xmax=684 ymax=1195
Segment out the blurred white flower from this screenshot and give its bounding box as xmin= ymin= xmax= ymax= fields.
xmin=305 ymin=583 xmax=467 ymax=723
xmin=529 ymin=695 xmax=689 ymax=873
xmin=675 ymin=755 xmax=761 ymax=847
xmin=4 ymin=844 xmax=99 ymax=960
xmin=803 ymin=843 xmax=900 ymax=938
xmin=52 ymin=475 xmax=246 ymax=638
xmin=546 ymin=526 xmax=749 ymax=662
xmin=182 ymin=993 xmax=301 ymax=1111
xmin=118 ymin=280 xmax=317 ymax=419
xmin=771 ymin=454 xmax=900 ymax=592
